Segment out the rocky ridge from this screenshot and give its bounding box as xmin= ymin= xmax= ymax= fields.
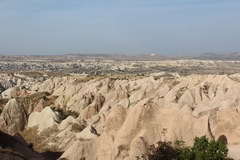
xmin=1 ymin=73 xmax=240 ymax=159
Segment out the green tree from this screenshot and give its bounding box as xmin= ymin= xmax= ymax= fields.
xmin=205 ymin=140 xmax=228 ymax=160
xmin=192 ymin=136 xmax=228 ymax=160
xmin=147 ymin=136 xmax=228 ymax=160
xmin=192 ymin=136 xmax=209 ymax=160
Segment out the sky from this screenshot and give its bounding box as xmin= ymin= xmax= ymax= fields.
xmin=0 ymin=0 xmax=240 ymax=55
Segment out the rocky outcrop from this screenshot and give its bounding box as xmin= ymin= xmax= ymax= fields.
xmin=2 ymin=73 xmax=240 ymax=159
xmin=0 ymin=92 xmax=56 ymax=135
xmin=0 ymin=99 xmax=27 ymax=135
xmin=27 ymin=107 xmax=61 ymax=132
xmin=0 ymin=85 xmax=5 ymax=95
xmin=54 ymin=74 xmax=240 ymax=159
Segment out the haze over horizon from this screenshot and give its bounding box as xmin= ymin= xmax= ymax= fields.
xmin=1 ymin=0 xmax=240 ymax=55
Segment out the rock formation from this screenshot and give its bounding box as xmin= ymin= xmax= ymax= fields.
xmin=1 ymin=73 xmax=240 ymax=159
xmin=0 ymin=99 xmax=27 ymax=135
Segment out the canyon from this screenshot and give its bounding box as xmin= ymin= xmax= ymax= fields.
xmin=0 ymin=69 xmax=240 ymax=159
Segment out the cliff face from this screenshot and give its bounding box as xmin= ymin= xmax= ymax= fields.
xmin=1 ymin=73 xmax=240 ymax=159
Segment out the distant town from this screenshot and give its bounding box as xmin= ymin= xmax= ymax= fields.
xmin=1 ymin=53 xmax=240 ymax=75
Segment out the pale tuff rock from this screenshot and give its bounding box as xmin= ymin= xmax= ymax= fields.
xmin=1 ymin=88 xmax=15 ymax=99
xmin=0 ymin=99 xmax=27 ymax=135
xmin=213 ymin=107 xmax=240 ymax=144
xmin=0 ymin=79 xmax=16 ymax=91
xmin=58 ymin=116 xmax=75 ymax=130
xmin=2 ymin=73 xmax=240 ymax=159
xmin=55 ymin=74 xmax=240 ymax=159
xmin=27 ymin=107 xmax=60 ymax=132
xmin=60 ymin=139 xmax=99 ymax=160
xmin=80 ymin=93 xmax=105 ymax=119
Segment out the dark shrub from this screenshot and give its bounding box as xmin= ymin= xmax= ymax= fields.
xmin=146 ymin=136 xmax=228 ymax=160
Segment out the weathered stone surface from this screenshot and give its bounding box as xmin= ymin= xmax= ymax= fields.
xmin=1 ymin=73 xmax=240 ymax=159
xmin=28 ymin=107 xmax=59 ymax=132
xmin=0 ymin=99 xmax=27 ymax=135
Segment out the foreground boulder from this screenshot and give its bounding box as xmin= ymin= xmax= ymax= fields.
xmin=0 ymin=99 xmax=27 ymax=135
xmin=28 ymin=107 xmax=60 ymax=132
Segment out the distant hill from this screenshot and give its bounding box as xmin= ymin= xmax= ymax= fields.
xmin=193 ymin=52 xmax=240 ymax=60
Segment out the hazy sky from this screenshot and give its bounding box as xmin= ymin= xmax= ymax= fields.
xmin=1 ymin=0 xmax=240 ymax=55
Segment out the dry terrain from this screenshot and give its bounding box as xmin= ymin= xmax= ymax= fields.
xmin=0 ymin=70 xmax=240 ymax=159
xmin=1 ymin=55 xmax=240 ymax=159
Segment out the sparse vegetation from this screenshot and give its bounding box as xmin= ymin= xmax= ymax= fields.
xmin=72 ymin=74 xmax=147 ymax=84
xmin=71 ymin=123 xmax=86 ymax=133
xmin=175 ymin=87 xmax=187 ymax=102
xmin=54 ymin=107 xmax=80 ymax=119
xmin=202 ymin=83 xmax=210 ymax=95
xmin=21 ymin=125 xmax=60 ymax=153
xmin=146 ymin=136 xmax=229 ymax=160
xmin=73 ymin=76 xmax=96 ymax=84
xmin=20 ymin=71 xmax=44 ymax=78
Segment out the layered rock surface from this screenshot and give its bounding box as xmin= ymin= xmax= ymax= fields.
xmin=1 ymin=73 xmax=240 ymax=159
